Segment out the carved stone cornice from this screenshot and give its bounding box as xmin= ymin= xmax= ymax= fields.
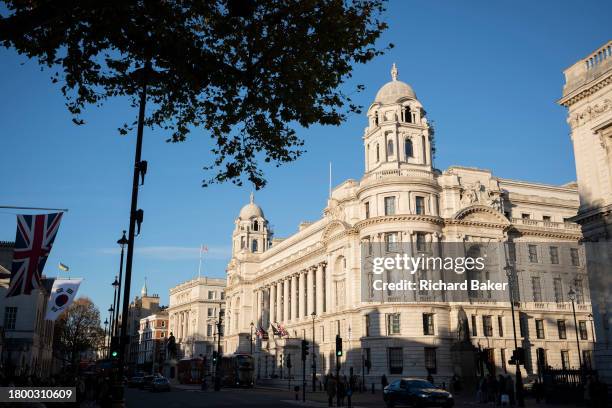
xmin=559 ymin=73 xmax=612 ymax=108
xmin=355 ymin=214 xmax=444 ymax=230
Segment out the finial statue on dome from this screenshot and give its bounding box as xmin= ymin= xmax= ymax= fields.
xmin=391 ymin=63 xmax=398 ymax=81
xmin=250 ymin=191 xmax=254 ymax=204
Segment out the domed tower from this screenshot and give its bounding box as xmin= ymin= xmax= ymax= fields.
xmin=364 ymin=63 xmax=433 ymax=173
xmin=232 ymin=193 xmax=272 ymax=256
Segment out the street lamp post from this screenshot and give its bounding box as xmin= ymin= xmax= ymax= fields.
xmin=104 ymin=318 xmax=109 ymax=356
xmin=568 ymin=288 xmax=583 ymax=371
xmin=114 ymin=231 xmax=128 ymax=337
xmin=111 ymin=276 xmax=120 ymax=336
xmin=311 ymin=312 xmax=316 ymax=392
xmin=108 ymin=306 xmax=114 ymax=358
xmin=250 ymin=322 xmax=254 ymax=355
xmin=504 ymin=258 xmax=525 ymax=407
xmin=214 ymin=311 xmax=223 ymax=391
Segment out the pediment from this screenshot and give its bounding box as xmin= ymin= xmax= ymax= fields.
xmin=453 ymin=205 xmax=510 ymax=225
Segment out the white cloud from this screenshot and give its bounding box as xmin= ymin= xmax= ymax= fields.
xmin=97 ymin=245 xmax=231 ymax=261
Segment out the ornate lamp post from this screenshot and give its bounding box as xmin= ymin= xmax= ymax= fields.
xmin=107 ymin=306 xmax=114 ymax=358
xmin=111 ymin=276 xmax=120 ymax=336
xmin=568 ymin=288 xmax=583 ymax=371
xmin=311 ymin=311 xmax=316 ymax=392
xmin=504 ymin=244 xmax=525 ymax=408
xmin=250 ymin=322 xmax=254 ymax=355
xmin=104 ymin=318 xmax=109 ymax=354
xmin=114 ymin=231 xmax=128 ymax=336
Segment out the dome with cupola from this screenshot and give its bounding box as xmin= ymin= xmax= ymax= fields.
xmin=239 ymin=192 xmax=264 ymax=220
xmin=374 ymin=63 xmax=416 ymax=104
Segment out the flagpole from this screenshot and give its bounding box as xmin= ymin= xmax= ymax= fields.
xmin=328 ymin=162 xmax=332 ymax=198
xmin=0 ymin=205 xmax=68 ymax=212
xmin=198 ymin=245 xmax=203 ymax=279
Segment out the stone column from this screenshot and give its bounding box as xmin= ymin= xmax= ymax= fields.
xmin=316 ymin=263 xmax=324 ymax=316
xmin=299 ymin=271 xmax=306 ymax=318
xmin=276 ymin=281 xmax=283 ymax=323
xmin=256 ymin=290 xmax=262 ymax=327
xmin=291 ymin=275 xmax=299 ymax=320
xmin=269 ymin=285 xmax=276 ymax=324
xmin=283 ymin=278 xmax=290 ymax=323
xmin=307 ymin=267 xmax=315 ymax=316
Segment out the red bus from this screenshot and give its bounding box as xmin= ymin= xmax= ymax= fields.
xmin=177 ymin=357 xmax=207 ymax=384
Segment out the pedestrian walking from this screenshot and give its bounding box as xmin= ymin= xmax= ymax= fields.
xmin=327 ymin=375 xmax=337 ymax=407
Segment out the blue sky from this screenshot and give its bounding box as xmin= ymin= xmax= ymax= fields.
xmin=1 ymin=0 xmax=610 ymax=316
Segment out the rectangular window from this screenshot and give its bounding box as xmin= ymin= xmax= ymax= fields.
xmin=483 ymin=316 xmax=493 ymax=337
xmin=536 ymin=319 xmax=545 ymax=339
xmin=207 ymin=324 xmax=213 ymax=337
xmin=553 ymin=278 xmax=564 ymax=303
xmin=519 ymin=313 xmax=528 ymax=338
xmin=364 ymin=348 xmax=371 ymax=373
xmin=416 ymin=232 xmax=427 ymax=252
xmin=471 ymin=315 xmax=478 ymax=337
xmin=570 ymin=248 xmax=580 ymax=266
xmin=561 ymin=350 xmax=570 ymax=370
xmin=387 ymin=313 xmax=401 ymax=335
xmin=507 ymin=243 xmax=516 ymax=263
xmin=583 ymin=350 xmax=593 ymax=370
xmin=364 ymin=202 xmax=370 ymax=219
xmin=575 ymin=280 xmax=585 ymax=304
xmin=208 ymin=291 xmax=214 ymax=300
xmin=4 ymin=307 xmax=17 ymax=330
xmin=424 ymin=348 xmax=437 ymax=374
xmin=522 ymin=213 xmax=531 ymax=219
xmin=384 ymin=197 xmax=396 ymax=216
xmin=549 ymin=246 xmax=559 ymax=264
xmin=579 ymin=321 xmax=588 ymax=340
xmin=532 ymin=277 xmax=542 ymax=302
xmin=558 ymin=320 xmax=567 ymax=339
xmin=415 ymin=196 xmax=425 ymax=215
xmin=220 ymin=292 xmax=225 ymax=300
xmin=208 ymin=308 xmax=213 ymax=317
xmin=528 ymin=245 xmax=538 ymax=263
xmin=388 ymin=347 xmax=403 ymax=374
xmin=501 ymin=349 xmax=507 ymax=373
xmin=498 ymin=316 xmax=504 ymax=337
xmin=365 ymin=314 xmax=371 ymax=337
xmin=422 ymin=313 xmax=434 ymax=335
xmin=543 ymin=215 xmax=552 ymax=222
xmin=385 ymin=232 xmax=399 ymax=252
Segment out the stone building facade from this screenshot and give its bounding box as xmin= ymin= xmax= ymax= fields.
xmin=559 ymin=40 xmax=612 ymax=382
xmin=126 ymin=281 xmax=162 ymax=371
xmin=137 ymin=311 xmax=169 ymax=374
xmin=167 ymin=277 xmax=226 ymax=360
xmin=0 ymin=241 xmax=55 ymax=378
xmin=224 ymin=65 xmax=595 ymax=385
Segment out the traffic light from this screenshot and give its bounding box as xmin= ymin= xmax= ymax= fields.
xmin=335 ymin=335 xmax=343 ymax=357
xmin=510 ymin=348 xmax=525 ymax=366
xmin=301 ymin=340 xmax=310 ymax=361
xmin=212 ymin=351 xmax=218 ymax=364
xmin=110 ymin=336 xmax=120 ymax=360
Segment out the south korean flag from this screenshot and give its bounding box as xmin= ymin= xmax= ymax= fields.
xmin=45 ymin=278 xmax=82 ymax=320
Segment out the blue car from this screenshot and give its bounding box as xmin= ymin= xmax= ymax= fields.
xmin=383 ymin=378 xmax=454 ymax=408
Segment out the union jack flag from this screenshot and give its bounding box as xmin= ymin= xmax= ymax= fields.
xmin=277 ymin=323 xmax=289 ymax=337
xmin=7 ymin=213 xmax=63 ymax=297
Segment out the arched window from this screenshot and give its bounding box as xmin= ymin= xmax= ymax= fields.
xmin=374 ymin=111 xmax=379 ymax=126
xmin=404 ymin=106 xmax=412 ymax=123
xmin=251 ymin=239 xmax=258 ymax=252
xmin=405 ymin=138 xmax=413 ymax=158
xmin=376 ymin=144 xmax=380 ymax=162
xmin=387 ymin=139 xmax=394 ymax=156
xmin=253 ymin=220 xmax=259 ymax=231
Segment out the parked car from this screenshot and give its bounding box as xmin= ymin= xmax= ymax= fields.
xmin=151 ymin=377 xmax=171 ymax=392
xmin=128 ymin=376 xmax=144 ymax=388
xmin=142 ymin=375 xmax=156 ymax=390
xmin=383 ymin=378 xmax=454 ymax=408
